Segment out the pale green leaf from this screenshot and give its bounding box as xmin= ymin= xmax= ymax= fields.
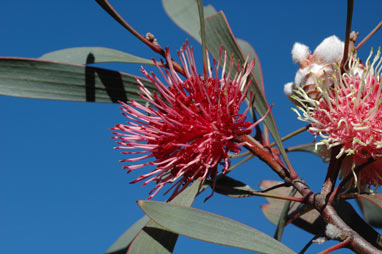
xmin=357 ymin=193 xmax=382 ymax=228
xmin=0 ymin=57 xmax=154 ymax=103
xmin=105 ymin=216 xmax=150 ymax=254
xmin=126 ymin=180 xmax=201 ymax=254
xmin=162 ymin=0 xmax=217 ymax=43
xmin=40 ymin=47 xmax=154 ymax=65
xmin=139 ymin=200 xmax=295 ymax=254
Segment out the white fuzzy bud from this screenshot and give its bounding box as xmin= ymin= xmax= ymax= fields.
xmin=284 ymin=82 xmax=295 ymax=98
xmin=314 ymin=35 xmax=344 ymax=64
xmin=292 ymin=42 xmax=311 ymax=64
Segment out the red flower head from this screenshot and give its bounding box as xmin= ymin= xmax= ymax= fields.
xmin=293 ymin=48 xmax=382 ymax=189
xmin=112 ymin=43 xmax=259 ymax=199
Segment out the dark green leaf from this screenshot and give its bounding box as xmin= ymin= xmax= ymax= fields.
xmin=139 ymin=201 xmax=295 ymax=254
xmin=127 ymin=180 xmax=201 ymax=254
xmin=336 ymin=200 xmax=382 ymax=249
xmin=204 ymin=12 xmax=290 ymax=166
xmin=40 ymin=47 xmax=154 ymax=65
xmin=0 ymin=57 xmax=154 ymax=103
xmin=357 ymin=193 xmax=382 ymax=228
xmin=213 ymin=175 xmax=257 ymax=198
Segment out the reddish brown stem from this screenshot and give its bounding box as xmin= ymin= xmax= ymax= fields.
xmin=95 ymin=0 xmax=185 ymax=76
xmin=242 ymin=135 xmax=382 ymax=253
xmin=328 ymin=157 xmax=375 ymax=204
xmin=321 ymin=146 xmax=343 ymax=199
xmin=320 ymin=238 xmax=351 ymax=254
xmin=356 ymin=21 xmax=382 ymax=51
xmin=340 ymin=0 xmax=354 ymax=71
xmin=238 ymin=135 xmax=290 ymax=181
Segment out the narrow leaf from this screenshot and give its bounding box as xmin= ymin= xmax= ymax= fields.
xmin=274 ymin=188 xmax=297 ymax=240
xmin=286 ymin=143 xmax=330 ymax=163
xmin=336 ymin=200 xmax=382 ymax=249
xmin=259 ymin=180 xmax=324 ymax=235
xmin=357 ymin=193 xmax=382 ymax=209
xmin=237 ymin=38 xmax=264 ymax=92
xmin=105 ymin=216 xmax=150 ymax=254
xmin=127 ymin=180 xmax=201 ymax=254
xmin=0 ymin=57 xmax=154 ymax=103
xmin=162 ymin=0 xmax=264 ymax=91
xmin=260 ymin=180 xmax=382 ymax=248
xmin=357 ymin=193 xmax=382 ymax=228
xmin=197 ymin=0 xmax=208 ymax=79
xmin=213 ymin=175 xmax=257 ymax=198
xmin=204 ymin=12 xmax=291 ymax=166
xmin=40 ymin=47 xmax=154 ymax=65
xmin=162 ymin=0 xmax=217 ymax=43
xmin=139 ymin=201 xmax=295 ymax=254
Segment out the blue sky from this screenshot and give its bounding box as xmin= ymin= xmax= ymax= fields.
xmin=1 ymin=1 xmax=381 ymax=253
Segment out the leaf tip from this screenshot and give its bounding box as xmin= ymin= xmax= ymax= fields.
xmin=137 ymin=200 xmax=144 ymax=207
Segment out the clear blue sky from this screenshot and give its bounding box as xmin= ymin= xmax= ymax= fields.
xmin=1 ymin=1 xmax=381 ymax=253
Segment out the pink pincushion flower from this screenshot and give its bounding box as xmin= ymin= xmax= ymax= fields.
xmin=293 ymin=49 xmax=382 ymax=188
xmin=112 ymin=43 xmax=258 ymax=199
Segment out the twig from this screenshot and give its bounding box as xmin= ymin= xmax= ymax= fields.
xmin=340 ymin=0 xmax=354 ymax=71
xmin=356 ymin=21 xmax=382 ymax=50
xmin=270 ymin=125 xmax=310 ymax=147
xmin=242 ymin=134 xmax=382 ymax=253
xmin=299 ymin=235 xmax=320 ymax=254
xmin=95 ymin=0 xmax=185 ymax=76
xmin=319 ymin=238 xmax=351 ymax=254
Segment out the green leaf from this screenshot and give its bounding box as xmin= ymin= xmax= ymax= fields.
xmin=139 ymin=201 xmax=295 ymax=254
xmin=259 ymin=180 xmax=324 ymax=235
xmin=0 ymin=57 xmax=154 ymax=103
xmin=126 ymin=180 xmax=201 ymax=254
xmin=213 ymin=175 xmax=257 ymax=198
xmin=274 ymin=188 xmax=297 ymax=241
xmin=40 ymin=47 xmax=154 ymax=66
xmin=127 ymin=221 xmax=178 ymax=254
xmin=204 ymin=12 xmax=290 ymax=166
xmin=162 ymin=0 xmax=217 ymax=43
xmin=286 ymin=143 xmax=330 ymax=163
xmin=357 ymin=193 xmax=382 ymax=228
xmin=105 ymin=216 xmax=150 ymax=254
xmin=237 ymin=38 xmax=264 ymax=92
xmin=162 ymin=0 xmax=264 ymax=90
